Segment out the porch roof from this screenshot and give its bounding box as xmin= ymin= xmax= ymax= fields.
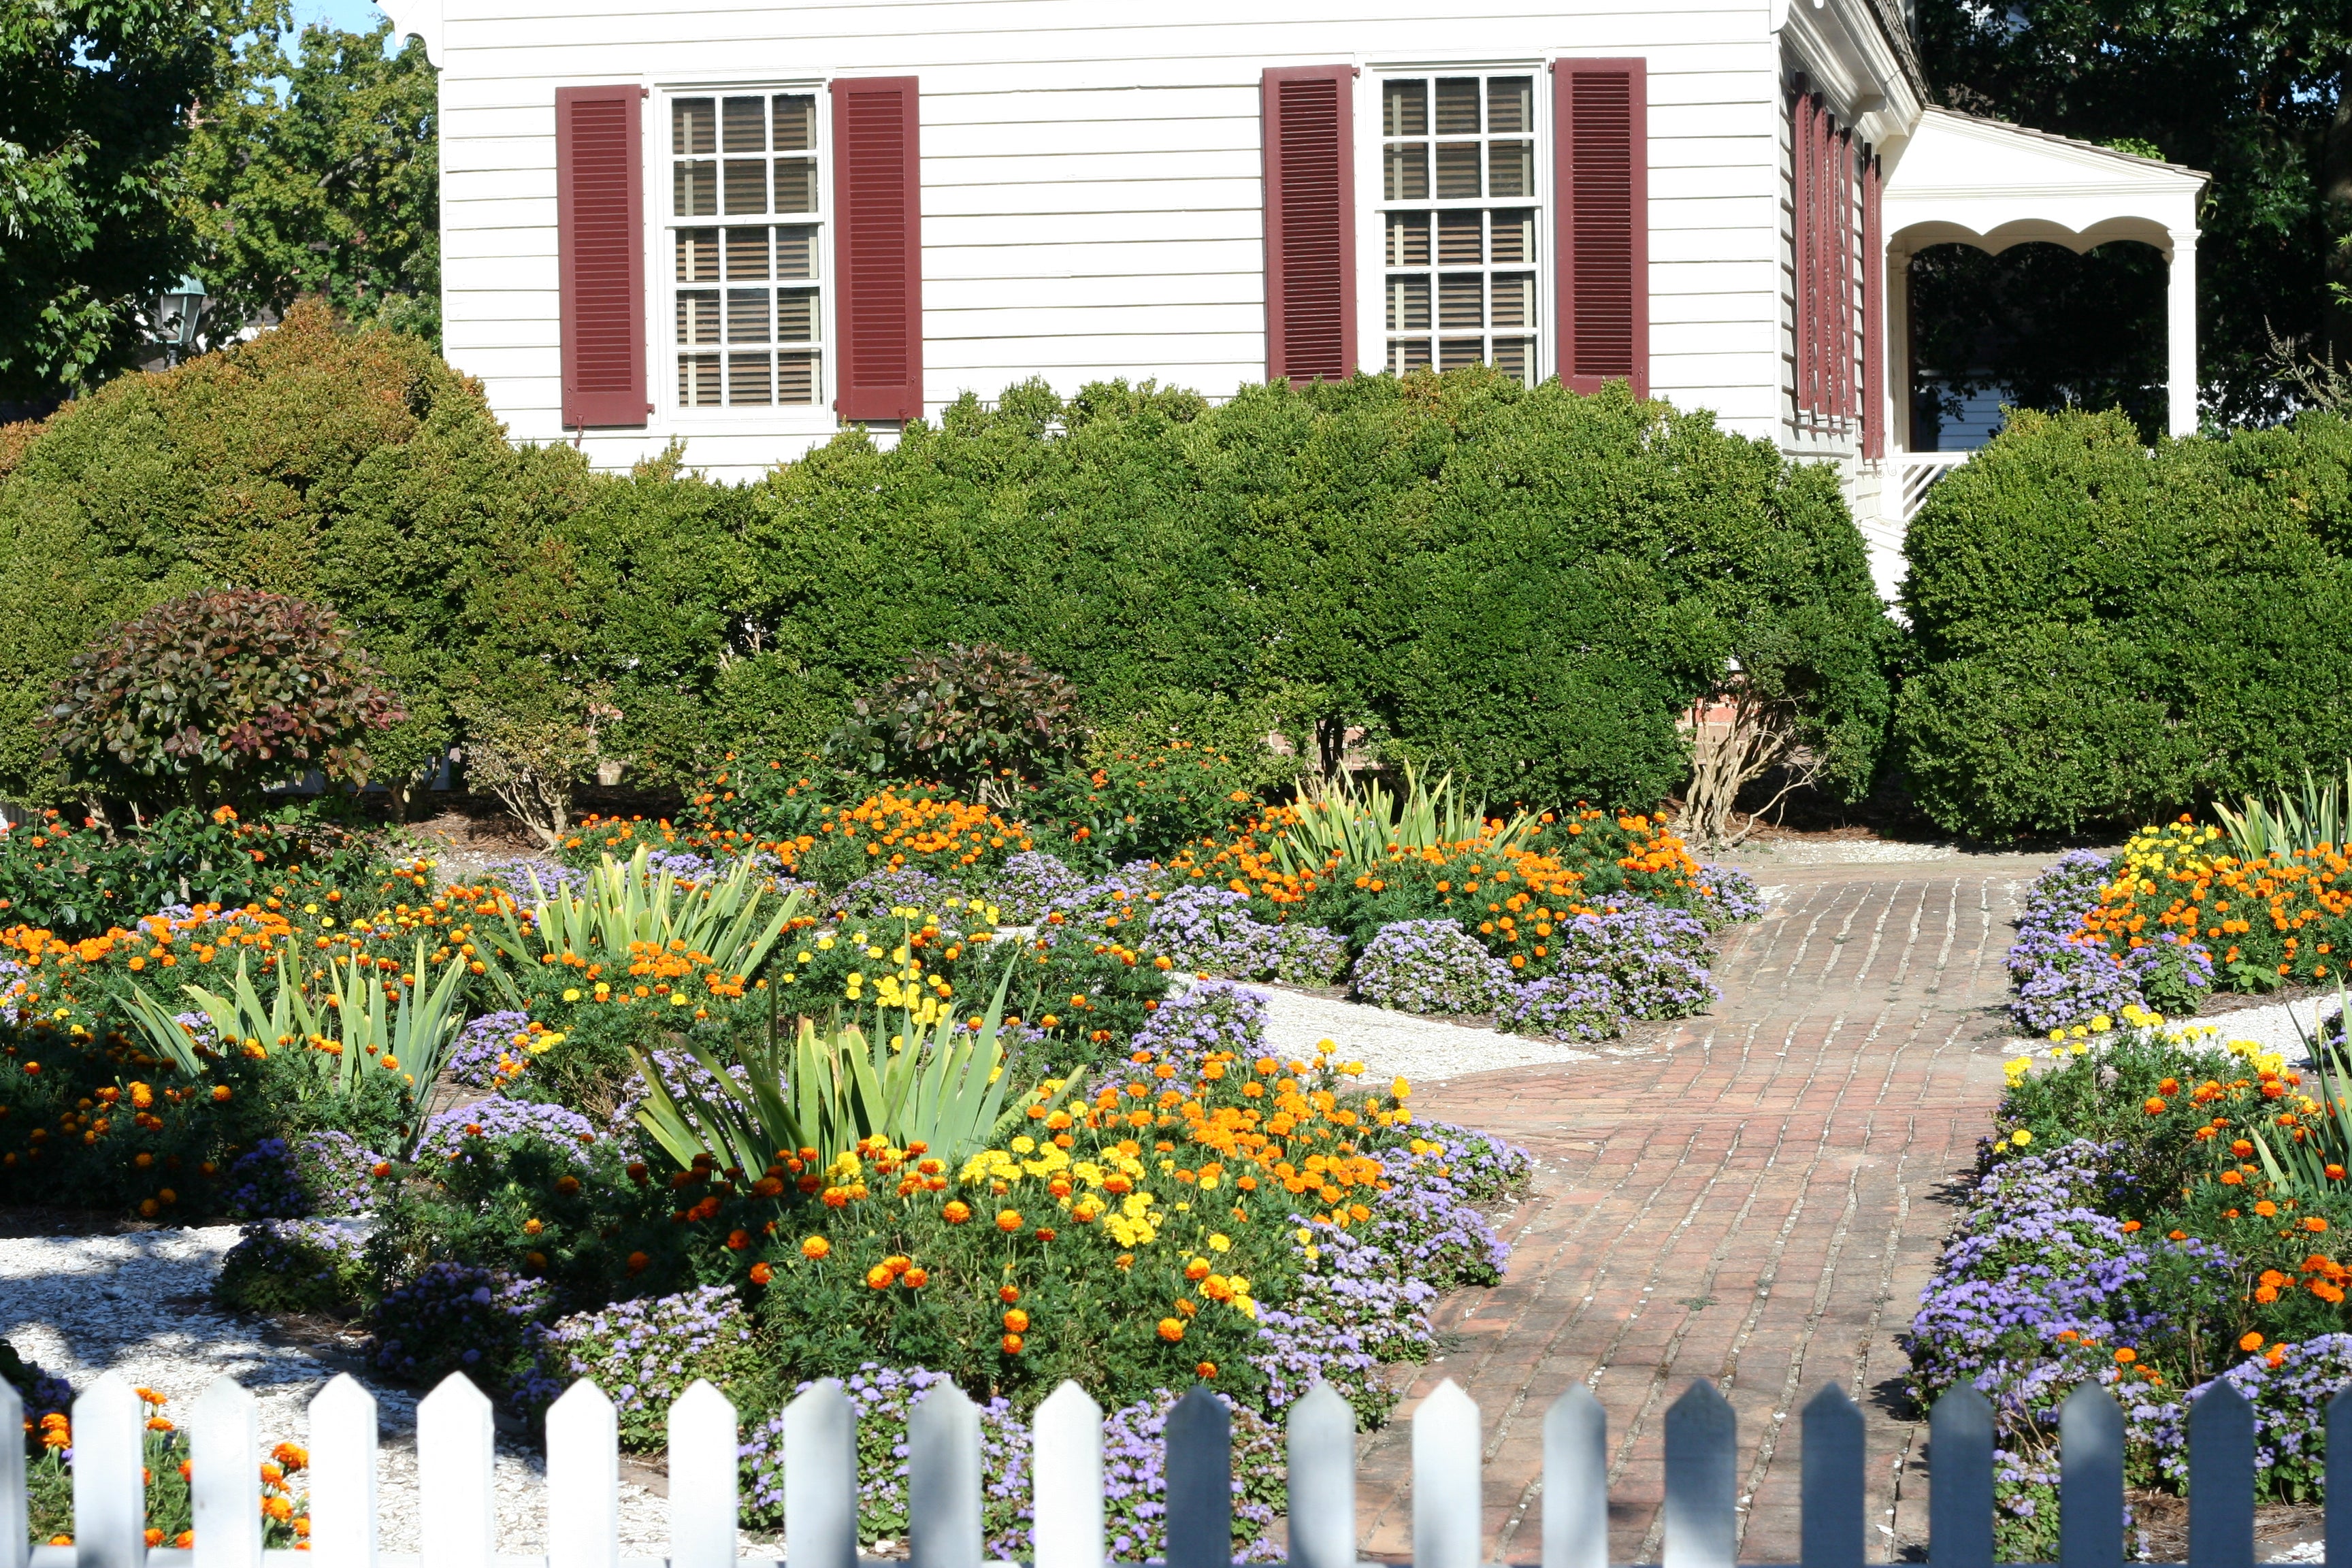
xmin=1882 ymin=107 xmax=2208 ymax=258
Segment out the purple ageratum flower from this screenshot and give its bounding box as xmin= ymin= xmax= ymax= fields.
xmin=368 ymin=1260 xmax=551 ymax=1389
xmin=448 ymin=1010 xmax=536 ymax=1088
xmin=483 ymin=858 xmax=587 ymax=902
xmin=2006 ymin=851 xmax=2144 ymax=1031
xmin=830 ymin=866 xmax=962 ymax=922
xmin=989 ymin=851 xmax=1092 ymax=924
xmin=413 ymin=1096 xmax=599 ymax=1165
xmin=541 ymin=1284 xmax=755 ymax=1444
xmin=1131 ymin=981 xmax=1268 ymax=1071
xmin=1351 ymin=919 xmax=1516 ymax=1014
xmin=1697 ymin=863 xmax=1769 ymax=923
xmin=2129 ymin=1333 xmax=2352 ymax=1495
xmin=218 ymin=1132 xmax=389 ymax=1220
xmin=1546 ymin=898 xmax=1719 ymax=1021
xmin=1143 ymin=885 xmax=1348 ymax=986
xmin=1496 ymin=972 xmax=1625 ymax=1041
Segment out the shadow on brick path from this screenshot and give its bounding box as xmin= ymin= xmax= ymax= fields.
xmin=1351 ymin=851 xmax=2060 ymax=1565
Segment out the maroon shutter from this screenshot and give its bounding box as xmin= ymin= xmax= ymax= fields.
xmin=1552 ymin=59 xmax=1648 ymax=396
xmin=1861 ymin=148 xmax=1884 ymax=457
xmin=1793 ymin=90 xmax=1817 ymax=419
xmin=1836 ymin=125 xmax=1855 ymax=420
xmin=1262 ymin=66 xmax=1356 ymax=385
xmin=556 ymin=86 xmax=647 ymax=428
xmin=832 ymin=76 xmax=924 ymax=422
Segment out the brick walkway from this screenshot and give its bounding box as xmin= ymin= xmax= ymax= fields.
xmin=1352 ymin=852 xmax=2056 ymax=1565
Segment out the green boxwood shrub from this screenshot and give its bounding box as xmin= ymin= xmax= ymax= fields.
xmin=1895 ymin=407 xmax=2352 ymax=837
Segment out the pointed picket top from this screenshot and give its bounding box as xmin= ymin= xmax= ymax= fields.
xmin=1164 ymin=1384 xmax=1232 ymax=1568
xmin=1800 ymin=1384 xmax=1863 ymax=1568
xmin=193 ymin=1374 xmax=263 ymax=1568
xmin=909 ymin=1382 xmax=982 ymax=1568
xmin=2059 ymin=1382 xmax=2125 ymax=1568
xmin=0 ymin=1375 xmax=25 ymax=1568
xmin=1662 ymin=1380 xmax=1736 ymax=1568
xmin=1032 ymin=1382 xmax=1105 ymax=1568
xmin=308 ymin=1373 xmax=379 ymax=1568
xmin=1929 ymin=1384 xmax=1994 ymax=1568
xmin=419 ymin=1372 xmax=495 ymax=1568
xmin=1287 ymin=1384 xmax=1357 ymax=1568
xmin=668 ymin=1379 xmax=740 ymax=1568
xmin=2330 ymin=1386 xmax=2352 ymax=1568
xmin=2187 ymin=1378 xmax=2254 ymax=1568
xmin=74 ymin=1373 xmax=146 ymax=1568
xmin=785 ymin=1379 xmax=858 ymax=1568
xmin=1413 ymin=1379 xmax=1483 ymax=1568
xmin=1542 ymin=1385 xmax=1607 ymax=1568
xmin=547 ymin=1378 xmax=619 ymax=1568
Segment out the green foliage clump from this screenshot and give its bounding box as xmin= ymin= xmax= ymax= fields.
xmin=830 ymin=642 xmax=1088 ymax=804
xmin=45 ymin=588 xmax=404 ymax=809
xmin=1896 ymin=406 xmax=2352 ymax=837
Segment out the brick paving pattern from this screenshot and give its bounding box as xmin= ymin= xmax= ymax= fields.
xmin=1351 ymin=853 xmax=2057 ymax=1565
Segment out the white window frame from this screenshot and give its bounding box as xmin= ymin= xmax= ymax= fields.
xmin=1356 ymin=59 xmax=1553 ymax=386
xmin=655 ymin=77 xmax=836 ymax=429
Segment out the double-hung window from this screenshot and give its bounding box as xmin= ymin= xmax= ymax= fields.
xmin=1379 ymin=71 xmax=1542 ymax=383
xmin=668 ymin=90 xmax=823 ymax=409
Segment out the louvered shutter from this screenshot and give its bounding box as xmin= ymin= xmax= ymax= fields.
xmin=832 ymin=76 xmax=924 ymax=422
xmin=1552 ymin=59 xmax=1648 ymax=396
xmin=1261 ymin=65 xmax=1356 ymax=385
xmin=556 ymin=86 xmax=647 ymax=427
xmin=1792 ymin=89 xmax=1816 ymax=417
xmin=1861 ymin=147 xmax=1884 ymax=457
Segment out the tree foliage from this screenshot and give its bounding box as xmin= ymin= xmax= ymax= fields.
xmin=1917 ymin=0 xmax=2352 ymax=424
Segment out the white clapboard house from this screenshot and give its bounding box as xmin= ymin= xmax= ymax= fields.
xmin=385 ymin=0 xmax=2209 ymax=593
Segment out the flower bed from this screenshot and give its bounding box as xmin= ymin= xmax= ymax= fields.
xmin=1907 ymin=1022 xmax=2352 ymax=1559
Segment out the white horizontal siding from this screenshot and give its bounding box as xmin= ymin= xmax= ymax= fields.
xmin=431 ymin=0 xmax=1836 ymax=479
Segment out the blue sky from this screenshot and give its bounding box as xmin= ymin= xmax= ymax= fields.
xmin=296 ymin=0 xmax=393 ymax=36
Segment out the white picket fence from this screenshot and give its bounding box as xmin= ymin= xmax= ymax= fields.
xmin=0 ymin=1368 xmax=2325 ymax=1568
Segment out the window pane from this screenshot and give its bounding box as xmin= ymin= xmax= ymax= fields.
xmin=1439 ymin=274 xmax=1483 ymax=331
xmin=723 ymin=97 xmax=767 ymax=154
xmin=676 ymin=229 xmax=719 ymax=282
xmin=723 ymin=159 xmax=767 ymax=214
xmin=1491 ymin=272 xmax=1534 ymax=329
xmin=1388 ymin=276 xmax=1430 ymax=332
xmin=1493 ymin=336 xmax=1533 ymax=385
xmin=1488 ymin=77 xmax=1533 ymax=135
xmin=1386 ymin=213 xmax=1429 ymax=267
xmin=675 ymin=161 xmax=716 ymax=217
xmin=1390 ymin=338 xmax=1432 ymax=374
xmin=779 ymin=350 xmax=818 ymax=404
xmin=676 ymin=291 xmax=720 ymax=345
xmin=1489 ymin=140 xmax=1533 ymax=199
xmin=1435 ymin=142 xmax=1481 ymax=200
xmin=1383 ymin=80 xmax=1426 ymax=137
xmin=776 ymin=225 xmax=817 ymax=279
xmin=1439 ymin=337 xmax=1484 ymax=370
xmin=727 ymin=289 xmax=771 ymax=343
xmin=777 ymin=288 xmax=819 ymax=342
xmin=679 ymin=354 xmax=721 ymax=406
xmin=1435 ymin=78 xmax=1480 ymax=135
xmin=1384 ymin=143 xmax=1428 ymax=201
xmin=728 ymin=353 xmax=774 ymax=404
xmin=774 ymin=158 xmax=817 ymax=213
xmin=725 ymin=227 xmax=770 ymax=280
xmin=773 ymin=94 xmax=817 ymax=152
xmin=1437 ymin=211 xmax=1482 ymax=266
xmin=1490 ymin=210 xmax=1535 ymax=265
xmin=673 ymin=98 xmax=715 ymax=156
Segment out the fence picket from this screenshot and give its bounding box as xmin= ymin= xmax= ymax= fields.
xmin=1162 ymin=1385 xmax=1230 ymax=1568
xmin=1663 ymin=1380 xmax=1737 ymax=1568
xmin=668 ymin=1379 xmax=739 ymax=1568
xmin=307 ymin=1374 xmax=378 ymax=1568
xmin=71 ymin=1374 xmax=140 ymax=1568
xmin=2188 ymin=1379 xmax=2255 ymax=1568
xmin=2059 ymin=1383 xmax=2124 ymax=1568
xmin=1928 ymin=1385 xmax=1994 ymax=1568
xmin=0 ymin=1377 xmax=24 ymax=1568
xmin=1031 ymin=1382 xmax=1105 ymax=1568
xmin=191 ymin=1375 xmax=261 ymax=1568
xmin=1413 ymin=1380 xmax=1483 ymax=1568
xmin=417 ymin=1373 xmax=495 ymax=1568
xmin=909 ymin=1383 xmax=982 ymax=1568
xmin=2332 ymin=1386 xmax=2352 ymax=1568
xmin=1542 ymin=1385 xmax=1607 ymax=1568
xmin=1286 ymin=1384 xmax=1356 ymax=1568
xmin=1800 ymin=1384 xmax=1863 ymax=1568
xmin=784 ymin=1379 xmax=858 ymax=1568
xmin=547 ymin=1380 xmax=620 ymax=1568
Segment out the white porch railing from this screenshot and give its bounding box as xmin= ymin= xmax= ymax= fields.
xmin=0 ymin=1367 xmax=2311 ymax=1568
xmin=1891 ymin=450 xmax=1976 ymax=524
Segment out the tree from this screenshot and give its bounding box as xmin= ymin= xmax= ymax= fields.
xmin=1917 ymin=0 xmax=2352 ymax=425
xmin=181 ymin=18 xmax=440 ymax=349
xmin=0 ymin=0 xmax=261 ymax=407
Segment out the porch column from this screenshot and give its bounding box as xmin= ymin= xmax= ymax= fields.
xmin=2167 ymin=232 xmax=2198 ymax=438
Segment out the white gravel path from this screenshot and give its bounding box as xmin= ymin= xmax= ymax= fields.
xmin=2005 ymin=994 xmax=2347 ymax=1066
xmin=0 ymin=1225 xmax=688 ymax=1552
xmin=1224 ymin=979 xmax=1632 ymax=1082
